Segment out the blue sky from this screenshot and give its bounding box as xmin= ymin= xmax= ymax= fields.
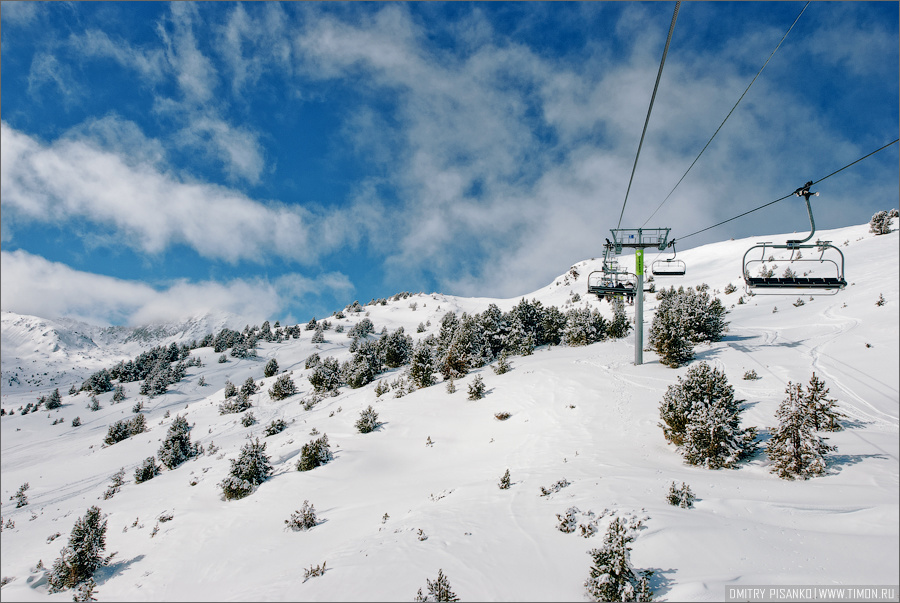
xmin=1 ymin=1 xmax=897 ymax=328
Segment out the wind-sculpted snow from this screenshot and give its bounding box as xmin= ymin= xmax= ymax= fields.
xmin=0 ymin=221 xmax=897 ymax=602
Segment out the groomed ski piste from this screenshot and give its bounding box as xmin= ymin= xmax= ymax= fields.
xmin=1 ymin=220 xmax=897 ymax=602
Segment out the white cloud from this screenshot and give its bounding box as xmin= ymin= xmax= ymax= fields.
xmin=65 ymin=6 xmax=267 ymax=185
xmin=27 ymin=52 xmax=82 ymax=103
xmin=215 ymin=2 xmax=293 ymax=98
xmin=156 ymin=2 xmax=218 ymax=105
xmin=71 ymin=29 xmax=167 ymax=82
xmin=0 ymin=249 xmax=354 ymax=327
xmin=0 ymin=0 xmax=39 ymax=26
xmin=805 ymin=4 xmax=899 ymax=77
xmin=62 ymin=114 xmax=168 ymax=168
xmin=174 ymin=115 xmax=267 ymax=185
xmin=0 ymin=122 xmax=354 ymax=264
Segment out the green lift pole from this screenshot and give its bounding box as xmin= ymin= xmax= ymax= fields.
xmin=635 ymin=248 xmax=644 ymax=366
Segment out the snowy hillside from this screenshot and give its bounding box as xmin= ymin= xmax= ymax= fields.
xmin=1 ymin=221 xmax=897 ymax=602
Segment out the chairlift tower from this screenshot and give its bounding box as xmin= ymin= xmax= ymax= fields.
xmin=610 ymin=227 xmax=671 ymax=365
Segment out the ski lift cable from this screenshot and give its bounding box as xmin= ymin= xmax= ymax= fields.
xmin=615 ymin=1 xmax=681 ymax=232
xmin=677 ymin=138 xmax=900 ymax=242
xmin=641 ymin=1 xmax=810 ymax=228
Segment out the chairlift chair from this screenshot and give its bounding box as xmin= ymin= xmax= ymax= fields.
xmin=742 ymin=182 xmax=847 ymax=295
xmin=587 ymin=271 xmax=637 ymax=301
xmin=651 ymin=240 xmax=686 ymax=277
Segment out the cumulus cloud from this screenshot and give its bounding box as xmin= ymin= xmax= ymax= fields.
xmin=0 ymin=121 xmax=358 ymax=264
xmin=0 ymin=249 xmax=354 ymax=327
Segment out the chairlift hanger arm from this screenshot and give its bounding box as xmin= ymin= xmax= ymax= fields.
xmin=786 ymin=181 xmax=819 ymax=248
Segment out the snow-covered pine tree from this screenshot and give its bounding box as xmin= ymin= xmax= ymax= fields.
xmin=263 ymin=419 xmax=288 ymax=436
xmin=241 ymin=412 xmax=257 ymax=427
xmin=224 ymin=380 xmax=237 ymax=398
xmin=103 ymin=415 xmax=147 ymax=446
xmin=479 ymin=303 xmax=509 ymax=360
xmin=467 ymin=375 xmax=486 ymax=400
xmin=666 ymin=481 xmax=694 ymax=508
xmin=803 ymin=372 xmax=844 ymax=431
xmin=492 ymin=353 xmax=512 ymax=375
xmin=343 ymin=340 xmax=383 ymax=388
xmin=219 ymin=392 xmax=253 ymax=414
xmin=268 ymin=373 xmax=297 ymax=400
xmin=540 ymin=304 xmax=568 ymax=347
xmin=11 ymin=482 xmax=29 ymax=508
xmin=348 ymin=317 xmax=375 ymax=339
xmin=240 ymin=376 xmax=260 ymax=397
xmin=666 ymin=481 xmax=681 ymax=506
xmin=584 ymin=516 xmax=652 ymax=602
xmin=111 ymin=385 xmax=126 ymax=403
xmin=264 ymin=358 xmax=279 ymax=378
xmin=659 ymin=362 xmax=756 ymax=468
xmin=440 ymin=329 xmax=471 ymax=381
xmin=220 ymin=438 xmax=273 ymax=500
xmin=415 ymin=569 xmax=460 ymax=602
xmin=768 ymin=382 xmax=835 ymax=479
xmin=46 ymin=388 xmax=63 ymax=409
xmin=564 ymin=307 xmax=607 ymax=346
xmin=305 ymin=353 xmax=322 ymax=369
xmin=498 ymin=469 xmax=511 ymax=490
xmin=649 ymin=289 xmax=694 ymax=367
xmin=285 ymin=500 xmax=318 ymax=531
xmin=139 ymin=358 xmax=172 ymax=397
xmin=134 ymin=456 xmax=162 ymax=483
xmin=608 ymin=295 xmax=631 ymax=339
xmin=296 ymin=434 xmax=333 ymax=472
xmin=650 ymin=286 xmax=727 ymax=367
xmin=557 ymin=507 xmax=579 ymax=533
xmin=48 ymin=506 xmax=111 ymax=593
xmin=73 ymin=577 xmax=97 ymax=602
xmin=309 ymin=357 xmax=342 ymax=393
xmin=381 ymin=327 xmax=413 ymax=368
xmin=437 ymin=312 xmax=461 ymax=356
xmin=355 ymin=405 xmax=379 ymax=434
xmin=869 ymin=210 xmax=892 ymax=235
xmin=409 ymin=341 xmax=436 ymax=388
xmin=230 ymin=337 xmax=256 ymax=359
xmin=157 ymin=414 xmax=199 ymax=470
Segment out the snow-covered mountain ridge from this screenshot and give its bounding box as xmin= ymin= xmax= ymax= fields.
xmin=0 ymin=220 xmax=897 ymax=602
xmin=1 ymin=311 xmax=248 ymax=393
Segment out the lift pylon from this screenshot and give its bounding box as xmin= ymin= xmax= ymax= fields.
xmin=588 ymin=227 xmax=672 ymax=365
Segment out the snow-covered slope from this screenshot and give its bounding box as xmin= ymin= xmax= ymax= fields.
xmin=1 ymin=222 xmax=897 ymax=602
